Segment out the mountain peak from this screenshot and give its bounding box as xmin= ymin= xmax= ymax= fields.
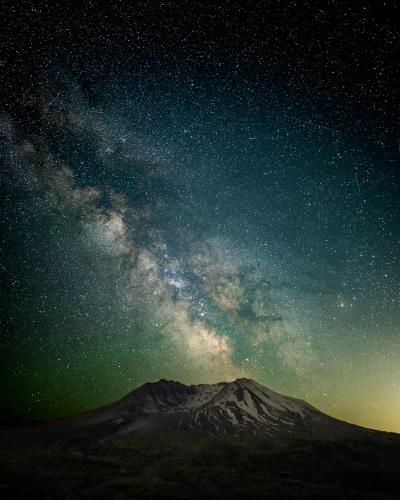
xmin=232 ymin=377 xmax=257 ymax=385
xmin=155 ymin=378 xmax=181 ymax=385
xmin=70 ymin=378 xmax=362 ymax=443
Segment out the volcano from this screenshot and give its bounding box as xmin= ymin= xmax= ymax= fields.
xmin=55 ymin=378 xmax=374 ymax=444
xmin=1 ymin=379 xmax=400 ymax=499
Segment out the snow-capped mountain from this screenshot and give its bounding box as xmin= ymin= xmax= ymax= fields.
xmin=59 ymin=378 xmax=371 ymax=443
xmin=2 ymin=378 xmax=400 ymax=500
xmin=187 ymin=378 xmax=323 ymax=435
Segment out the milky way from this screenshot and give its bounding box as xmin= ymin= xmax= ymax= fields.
xmin=0 ymin=2 xmax=399 ymax=432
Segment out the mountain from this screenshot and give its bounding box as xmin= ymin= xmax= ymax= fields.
xmin=53 ymin=378 xmax=375 ymax=444
xmin=185 ymin=378 xmax=344 ymax=437
xmin=1 ymin=378 xmax=400 ymax=499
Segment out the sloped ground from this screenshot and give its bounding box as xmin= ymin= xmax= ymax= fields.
xmin=1 ymin=426 xmax=400 ymax=499
xmin=2 ymin=379 xmax=400 ymax=498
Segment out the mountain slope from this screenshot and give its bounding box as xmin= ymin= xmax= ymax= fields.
xmin=1 ymin=378 xmax=400 ymax=499
xmin=187 ymin=378 xmax=324 ymax=435
xmin=53 ymin=378 xmax=377 ymax=445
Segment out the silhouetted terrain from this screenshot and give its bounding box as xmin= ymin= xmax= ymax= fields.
xmin=1 ymin=378 xmax=400 ymax=499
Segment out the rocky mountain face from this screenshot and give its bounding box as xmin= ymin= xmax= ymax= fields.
xmin=59 ymin=378 xmax=372 ymax=444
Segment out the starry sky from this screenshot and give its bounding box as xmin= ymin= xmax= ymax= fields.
xmin=0 ymin=1 xmax=399 ymax=432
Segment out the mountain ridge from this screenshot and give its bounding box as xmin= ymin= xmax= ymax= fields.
xmin=47 ymin=377 xmax=389 ymax=446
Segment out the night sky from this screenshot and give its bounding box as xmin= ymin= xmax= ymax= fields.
xmin=1 ymin=1 xmax=399 ymax=432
